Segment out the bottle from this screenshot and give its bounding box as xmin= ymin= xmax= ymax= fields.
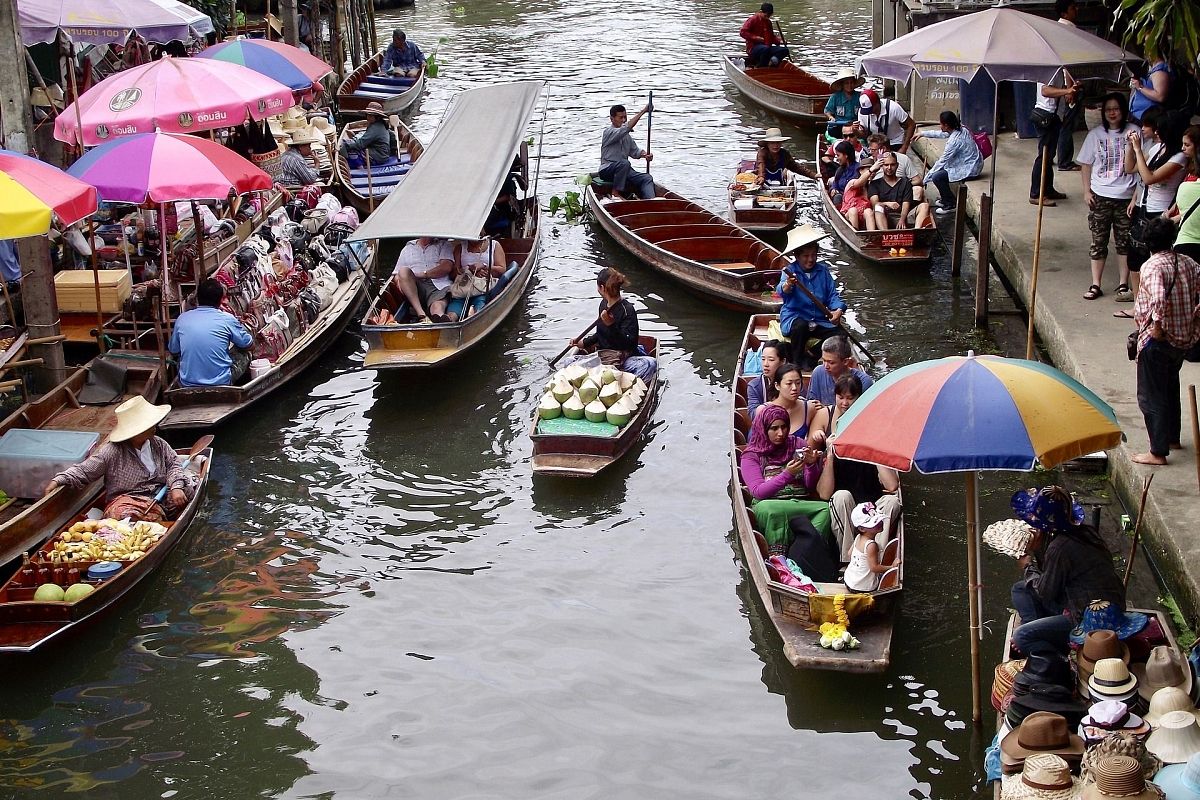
xmin=37 ymin=564 xmax=50 ymax=585
xmin=19 ymin=553 xmax=33 ymax=585
xmin=66 ymin=567 xmax=80 ymax=586
xmin=52 ymin=564 xmax=66 ymax=585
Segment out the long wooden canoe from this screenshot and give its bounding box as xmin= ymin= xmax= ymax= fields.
xmin=731 ymin=314 xmax=903 ymax=673
xmin=585 ymin=184 xmax=784 ymax=313
xmin=722 ymin=55 xmax=833 ymax=123
xmin=816 ymin=140 xmax=937 ymax=266
xmin=729 ymin=160 xmax=798 ymax=232
xmin=336 ymin=51 xmax=425 ymax=116
xmin=0 ymin=444 xmax=210 ymax=653
xmin=159 ymin=246 xmax=373 ymax=431
xmin=0 ymin=355 xmax=163 ymax=569
xmin=335 ymin=118 xmax=424 ymax=217
xmin=530 ymin=336 xmax=659 ymax=477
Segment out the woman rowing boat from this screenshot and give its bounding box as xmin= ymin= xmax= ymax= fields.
xmin=570 ymin=268 xmax=657 ymax=381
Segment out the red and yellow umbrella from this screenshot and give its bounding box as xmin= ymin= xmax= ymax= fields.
xmin=0 ymin=149 xmax=98 ymax=237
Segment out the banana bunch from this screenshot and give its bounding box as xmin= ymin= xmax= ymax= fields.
xmin=45 ymin=518 xmax=167 ymax=564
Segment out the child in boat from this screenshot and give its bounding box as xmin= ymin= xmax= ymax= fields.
xmin=842 ymin=502 xmax=898 ymax=591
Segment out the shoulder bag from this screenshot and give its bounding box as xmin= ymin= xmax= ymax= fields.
xmin=1127 ymin=254 xmax=1179 ymax=360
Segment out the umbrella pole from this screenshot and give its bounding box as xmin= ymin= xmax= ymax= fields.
xmin=1123 ymin=475 xmax=1154 ymax=589
xmin=157 ymin=203 xmax=169 ymax=378
xmin=1025 ymin=143 xmax=1050 ymax=360
xmin=965 ymin=470 xmax=983 ymax=725
xmin=189 ymin=200 xmax=207 ymax=309
xmin=87 ymin=219 xmax=106 ymax=353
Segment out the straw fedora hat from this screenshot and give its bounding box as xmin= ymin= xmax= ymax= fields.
xmin=760 ymin=127 xmax=789 ymax=143
xmin=1082 ymin=755 xmax=1165 ymax=800
xmin=1000 ymin=754 xmax=1082 ymax=800
xmin=1147 ymin=688 xmax=1200 ymax=728
xmin=268 ymin=117 xmax=286 ymax=138
xmin=363 ymin=101 xmax=387 ymax=118
xmin=781 ymin=223 xmax=829 ymax=255
xmin=310 ymin=116 xmax=334 ymax=134
xmin=1154 ymin=752 xmax=1200 ymax=799
xmin=1002 ymin=712 xmax=1086 ymax=765
xmin=984 ymin=518 xmax=1037 ymax=559
xmin=287 ymin=131 xmax=320 ymax=147
xmin=282 ymin=117 xmax=307 ymax=131
xmin=283 ymin=106 xmax=306 ymax=121
xmin=108 ymin=396 xmax=171 ymax=443
xmin=831 ymin=66 xmax=864 ymax=88
xmin=1132 ymin=646 xmax=1194 ymax=702
xmin=1149 ymin=711 xmax=1200 ymax=764
xmin=1090 ymin=658 xmax=1140 ymax=703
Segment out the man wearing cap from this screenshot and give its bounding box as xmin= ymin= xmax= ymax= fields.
xmin=381 ymin=30 xmax=423 ymax=78
xmin=776 ymin=224 xmax=846 ymax=366
xmin=44 ymin=396 xmax=198 ymax=519
xmin=169 ymin=279 xmax=254 ymax=388
xmin=824 ymin=69 xmax=862 ymax=138
xmin=739 ymin=3 xmax=789 ymax=68
xmin=598 ymin=103 xmax=655 ymax=200
xmin=279 ymin=132 xmax=321 ymax=188
xmin=857 ymin=89 xmax=916 ymax=154
xmin=339 ymin=103 xmax=394 ymax=166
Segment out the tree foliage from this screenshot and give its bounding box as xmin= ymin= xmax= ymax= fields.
xmin=1114 ymin=0 xmax=1200 ymax=65
xmin=181 ymin=0 xmax=230 ymax=38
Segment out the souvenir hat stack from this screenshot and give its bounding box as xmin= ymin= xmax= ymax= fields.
xmin=994 ymin=659 xmax=1028 ymax=712
xmin=1081 ymin=732 xmax=1163 ymax=783
xmin=1071 ymin=601 xmax=1150 ymax=648
xmin=1001 ymin=712 xmax=1086 ymax=776
xmin=1148 ymin=688 xmax=1200 ymax=728
xmin=1000 ymin=753 xmax=1082 ymax=800
xmin=1078 ymin=631 xmax=1130 ymax=697
xmin=1089 ymin=658 xmax=1141 ymax=705
xmin=1133 ymin=647 xmax=1194 ymax=703
xmin=1147 ymin=711 xmax=1200 ymax=764
xmin=1082 ymin=755 xmax=1167 ymax=800
xmin=1079 ymin=700 xmax=1151 ymax=746
xmin=1154 ymin=751 xmax=1200 ymax=799
xmin=1008 ymin=652 xmax=1087 ymax=733
xmin=984 ymin=518 xmax=1038 ymax=560
xmin=310 ymin=116 xmax=335 ymax=135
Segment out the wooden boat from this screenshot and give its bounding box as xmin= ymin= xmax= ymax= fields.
xmin=336 ymin=51 xmax=425 ymax=116
xmin=0 ymin=354 xmax=163 ymax=569
xmin=728 ymin=159 xmax=798 ymax=232
xmin=816 ymin=140 xmax=937 ymax=266
xmin=529 ymin=337 xmax=659 ymax=477
xmin=335 ymin=117 xmax=424 ymax=217
xmin=352 ymin=80 xmax=548 ymax=370
xmin=585 ymin=184 xmax=785 ymax=313
xmin=0 ymin=444 xmax=211 ymax=653
xmin=730 ymin=314 xmax=903 ymax=673
xmin=722 ymin=55 xmax=833 ymax=123
xmin=159 ymin=245 xmax=373 ymax=431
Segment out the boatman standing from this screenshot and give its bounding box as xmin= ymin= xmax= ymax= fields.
xmin=381 ymin=29 xmax=423 ymax=78
xmin=597 ymin=103 xmax=654 ymax=200
xmin=740 ymin=3 xmax=789 ymax=68
xmin=169 ymin=279 xmax=253 ymax=387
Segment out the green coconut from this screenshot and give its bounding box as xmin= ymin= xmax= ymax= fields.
xmin=598 ymin=381 xmax=622 ymax=408
xmin=562 ymin=394 xmax=586 ymax=419
xmin=606 ymin=399 xmax=632 ymax=426
xmin=578 ymin=378 xmax=600 ymax=404
xmin=622 ymin=390 xmax=640 ymax=412
xmin=538 ymin=393 xmax=562 ymax=420
xmin=598 ymin=366 xmax=618 ymax=386
xmin=34 ymin=583 xmax=65 ymax=602
xmin=563 ymin=363 xmax=588 ymax=387
xmin=617 ymin=371 xmax=636 ymax=391
xmin=634 ymin=377 xmax=648 ymax=394
xmin=64 ymin=583 xmax=95 ymax=602
xmin=584 ymin=399 xmax=608 ymax=423
xmin=587 ymin=366 xmax=605 ymax=386
xmin=550 ymin=378 xmax=574 ymax=404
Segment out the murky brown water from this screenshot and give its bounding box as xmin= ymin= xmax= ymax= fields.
xmin=0 ymin=2 xmax=1117 ymax=798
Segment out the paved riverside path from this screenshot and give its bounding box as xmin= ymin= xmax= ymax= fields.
xmin=913 ymin=130 xmax=1200 ymax=625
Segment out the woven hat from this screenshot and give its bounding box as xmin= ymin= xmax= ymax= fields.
xmin=781 ymin=223 xmax=829 ymax=255
xmin=363 ymin=101 xmax=387 ymax=118
xmin=282 ymin=116 xmax=307 ymax=131
xmin=831 ymin=66 xmax=863 ymax=88
xmin=1090 ymin=658 xmax=1140 ymax=703
xmin=310 ymin=116 xmax=334 ymax=133
xmin=1072 ymin=601 xmax=1150 ymax=646
xmin=995 ymin=659 xmax=1028 ymax=712
xmin=1153 ymin=752 xmax=1200 ymax=799
xmin=268 ymin=117 xmax=286 ymax=138
xmin=283 ymin=105 xmax=306 ymax=121
xmin=1132 ymin=647 xmax=1194 ymax=702
xmin=1148 ymin=711 xmax=1200 ymax=764
xmin=1082 ymin=732 xmax=1164 ymax=783
xmin=287 ymin=131 xmax=319 ymax=147
xmin=1082 ymin=755 xmax=1164 ymax=799
xmin=1148 ymin=688 xmax=1200 ymax=728
xmin=1002 ymin=712 xmax=1086 ymax=764
xmin=759 ymin=127 xmax=789 ymax=143
xmin=984 ymin=518 xmax=1037 ymax=559
xmin=1000 ymin=754 xmax=1082 ymax=800
xmin=108 ymin=396 xmax=171 ymax=443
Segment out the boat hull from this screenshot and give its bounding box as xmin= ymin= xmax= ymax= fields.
xmin=722 ymin=55 xmax=832 ymax=123
xmin=336 ymin=119 xmax=424 ymax=217
xmin=336 ymin=52 xmax=425 ymax=116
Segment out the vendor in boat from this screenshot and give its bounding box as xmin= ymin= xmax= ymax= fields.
xmin=739 ymin=3 xmax=789 ymax=68
xmin=755 ymin=128 xmax=816 ymax=185
xmin=824 ymin=68 xmax=863 ymax=138
xmin=746 ymin=340 xmax=786 ymax=420
xmin=598 ymin=103 xmax=655 ymax=200
xmin=43 ymin=396 xmax=199 ymax=522
xmin=391 ymin=237 xmax=456 ymax=323
xmin=339 ymin=103 xmax=394 ymax=168
xmin=776 ymin=224 xmax=846 ymax=366
xmin=570 ymin=268 xmax=657 ymax=381
xmin=169 ymin=279 xmax=253 ymax=388
xmin=381 ymin=29 xmax=423 ymax=78
xmin=1010 ymin=486 xmax=1129 ymax=656
xmin=279 ymin=131 xmax=321 ymax=189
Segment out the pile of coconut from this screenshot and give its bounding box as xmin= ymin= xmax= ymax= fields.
xmin=539 ymin=363 xmax=648 ymax=427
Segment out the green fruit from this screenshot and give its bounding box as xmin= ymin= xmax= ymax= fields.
xmin=64 ymin=583 xmax=95 ymax=602
xmin=33 ymin=583 xmax=65 ymax=601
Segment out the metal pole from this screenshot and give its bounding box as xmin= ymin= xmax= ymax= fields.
xmin=965 ymin=470 xmax=983 ymax=725
xmin=975 ymin=193 xmax=992 ymax=329
xmin=950 ymin=184 xmax=967 ymax=278
xmin=1026 ymin=144 xmax=1051 ymax=360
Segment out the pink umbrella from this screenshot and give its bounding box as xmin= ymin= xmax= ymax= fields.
xmin=54 ymin=57 xmax=296 ymax=147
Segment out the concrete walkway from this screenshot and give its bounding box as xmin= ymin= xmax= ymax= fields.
xmin=913 ymin=131 xmax=1200 ymax=626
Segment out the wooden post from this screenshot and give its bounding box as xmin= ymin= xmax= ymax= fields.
xmin=280 ymin=0 xmax=300 ymax=48
xmin=1026 ymin=144 xmax=1051 ymax=360
xmin=364 ymin=146 xmax=375 ymax=214
xmin=331 ymin=0 xmax=346 ymax=84
xmin=975 ymin=193 xmax=992 ymax=330
xmin=1191 ymin=385 xmax=1200 ymax=492
xmin=965 ymin=470 xmax=983 ymax=725
xmin=950 ymin=184 xmax=967 ymax=278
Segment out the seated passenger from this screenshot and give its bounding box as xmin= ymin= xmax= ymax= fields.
xmin=391 ymin=236 xmax=455 ymax=323
xmin=842 ymin=501 xmax=900 ymax=592
xmin=44 ymin=396 xmax=199 ymax=521
xmin=446 ymin=236 xmax=511 ymax=320
xmin=755 ymin=128 xmax=816 ymax=184
xmin=765 ymin=362 xmax=825 ymax=440
xmin=739 ymin=403 xmax=831 ymax=555
xmin=777 ymin=224 xmax=846 ymax=364
xmin=805 ymin=335 xmax=873 ymax=406
xmin=169 ymin=279 xmax=253 ymax=388
xmin=570 ymin=268 xmax=657 ymax=381
xmin=867 ymin=152 xmax=931 ymax=230
xmin=911 ymin=110 xmax=985 ymax=216
xmin=866 ymin=134 xmax=925 ymax=202
xmin=828 ymin=141 xmax=873 ymax=231
xmin=484 ymin=168 xmax=524 ymax=237
xmin=598 ymin=103 xmax=654 ymax=200
xmin=824 ymin=68 xmax=863 ymax=138
xmin=746 ymin=340 xmax=785 ymax=420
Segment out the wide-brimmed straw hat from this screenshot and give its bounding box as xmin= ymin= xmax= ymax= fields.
xmin=1154 ymin=752 xmax=1200 ymax=799
xmin=1071 ymin=601 xmax=1150 ymax=646
xmin=310 ymin=116 xmax=335 ymax=134
xmin=984 ymin=518 xmax=1037 ymax=559
xmin=364 ymin=101 xmax=387 ymax=118
xmin=1083 ymin=732 xmax=1164 ymax=783
xmin=1147 ymin=688 xmax=1200 ymax=728
xmin=287 ymin=131 xmax=320 ymax=147
xmin=759 ymin=127 xmax=789 ymax=143
xmin=1090 ymin=658 xmax=1140 ymax=703
xmin=282 ymin=116 xmax=307 ymax=131
xmin=1000 ymin=754 xmax=1083 ymax=800
xmin=108 ymin=396 xmax=171 ymax=443
xmin=1002 ymin=712 xmax=1086 ymax=764
xmin=831 ymin=67 xmax=863 ymax=88
xmin=1148 ymin=711 xmax=1200 ymax=764
xmin=1132 ymin=646 xmax=1194 ymax=702
xmin=781 ymin=223 xmax=829 ymax=255
xmin=1083 ymin=755 xmax=1165 ymax=800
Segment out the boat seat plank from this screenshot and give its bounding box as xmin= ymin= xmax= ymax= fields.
xmin=352 ymin=88 xmax=402 ymax=99
xmin=613 ymin=211 xmax=721 ymax=230
xmin=362 ymin=76 xmax=416 ymax=88
xmin=706 ymin=261 xmax=756 ymax=272
xmin=656 ymin=237 xmax=755 ymax=263
xmin=636 ymin=224 xmax=737 ymax=244
xmin=606 ymin=198 xmax=696 ymax=216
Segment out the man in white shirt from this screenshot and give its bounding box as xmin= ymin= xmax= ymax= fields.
xmin=857 ymin=89 xmax=916 ymax=153
xmin=1031 ymin=78 xmax=1076 ymax=205
xmin=1055 ymin=0 xmax=1083 ymax=171
xmin=390 ymin=237 xmax=455 ymax=322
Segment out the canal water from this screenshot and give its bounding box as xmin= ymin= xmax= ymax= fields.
xmin=0 ymin=1 xmax=1126 ymax=798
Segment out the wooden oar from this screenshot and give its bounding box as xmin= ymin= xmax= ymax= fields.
xmin=781 ymin=265 xmax=878 ymax=366
xmin=644 ymin=91 xmax=653 ymax=174
xmin=150 ymin=435 xmax=213 ymax=506
xmin=774 ymin=20 xmax=789 ymax=54
xmin=1122 ymin=474 xmax=1153 ymax=589
xmin=548 ymin=320 xmax=599 ymax=368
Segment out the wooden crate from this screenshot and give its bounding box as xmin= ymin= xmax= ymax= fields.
xmin=54 ymin=269 xmax=132 ymax=313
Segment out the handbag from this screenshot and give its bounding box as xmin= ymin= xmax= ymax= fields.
xmin=449 ymin=269 xmax=491 ymax=299
xmin=969 ymin=128 xmax=992 ymax=159
xmin=1030 ymin=106 xmax=1057 ymax=131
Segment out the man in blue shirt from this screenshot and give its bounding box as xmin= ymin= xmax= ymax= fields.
xmin=806 ymin=335 xmax=872 ymax=406
xmin=169 ymin=279 xmax=253 ymax=387
xmin=776 ymin=224 xmax=846 ymax=367
xmin=381 ymin=30 xmax=423 ymax=78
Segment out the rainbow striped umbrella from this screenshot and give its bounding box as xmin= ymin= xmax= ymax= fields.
xmin=832 ymin=354 xmax=1121 ymax=473
xmin=198 ymin=39 xmax=333 ymax=92
xmin=0 ymin=149 xmax=98 ymax=237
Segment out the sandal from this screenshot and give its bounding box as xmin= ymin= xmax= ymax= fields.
xmin=1083 ymin=284 xmax=1103 ymax=300
xmin=1113 ymin=310 xmax=1133 ymax=319
xmin=1114 ymin=284 xmax=1134 ymax=302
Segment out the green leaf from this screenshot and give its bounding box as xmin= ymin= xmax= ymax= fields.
xmin=548 ymin=196 xmax=562 ymax=214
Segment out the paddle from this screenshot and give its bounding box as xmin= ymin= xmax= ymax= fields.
xmin=548 ymin=320 xmax=599 ymax=368
xmin=780 ymin=264 xmax=877 ymax=366
xmin=1122 ymin=474 xmax=1153 ymax=590
xmin=774 ymin=20 xmax=789 ymax=55
xmin=644 ymin=91 xmax=653 ymax=174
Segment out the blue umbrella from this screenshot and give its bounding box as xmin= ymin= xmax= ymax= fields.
xmin=197 ymin=39 xmax=333 ymax=92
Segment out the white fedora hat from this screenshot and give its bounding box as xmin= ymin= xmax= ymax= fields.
xmin=108 ymin=396 xmax=171 ymax=443
xmin=781 ymin=223 xmax=829 ymax=255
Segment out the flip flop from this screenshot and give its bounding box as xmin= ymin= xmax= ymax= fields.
xmin=1113 ymin=310 xmax=1133 ymax=319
